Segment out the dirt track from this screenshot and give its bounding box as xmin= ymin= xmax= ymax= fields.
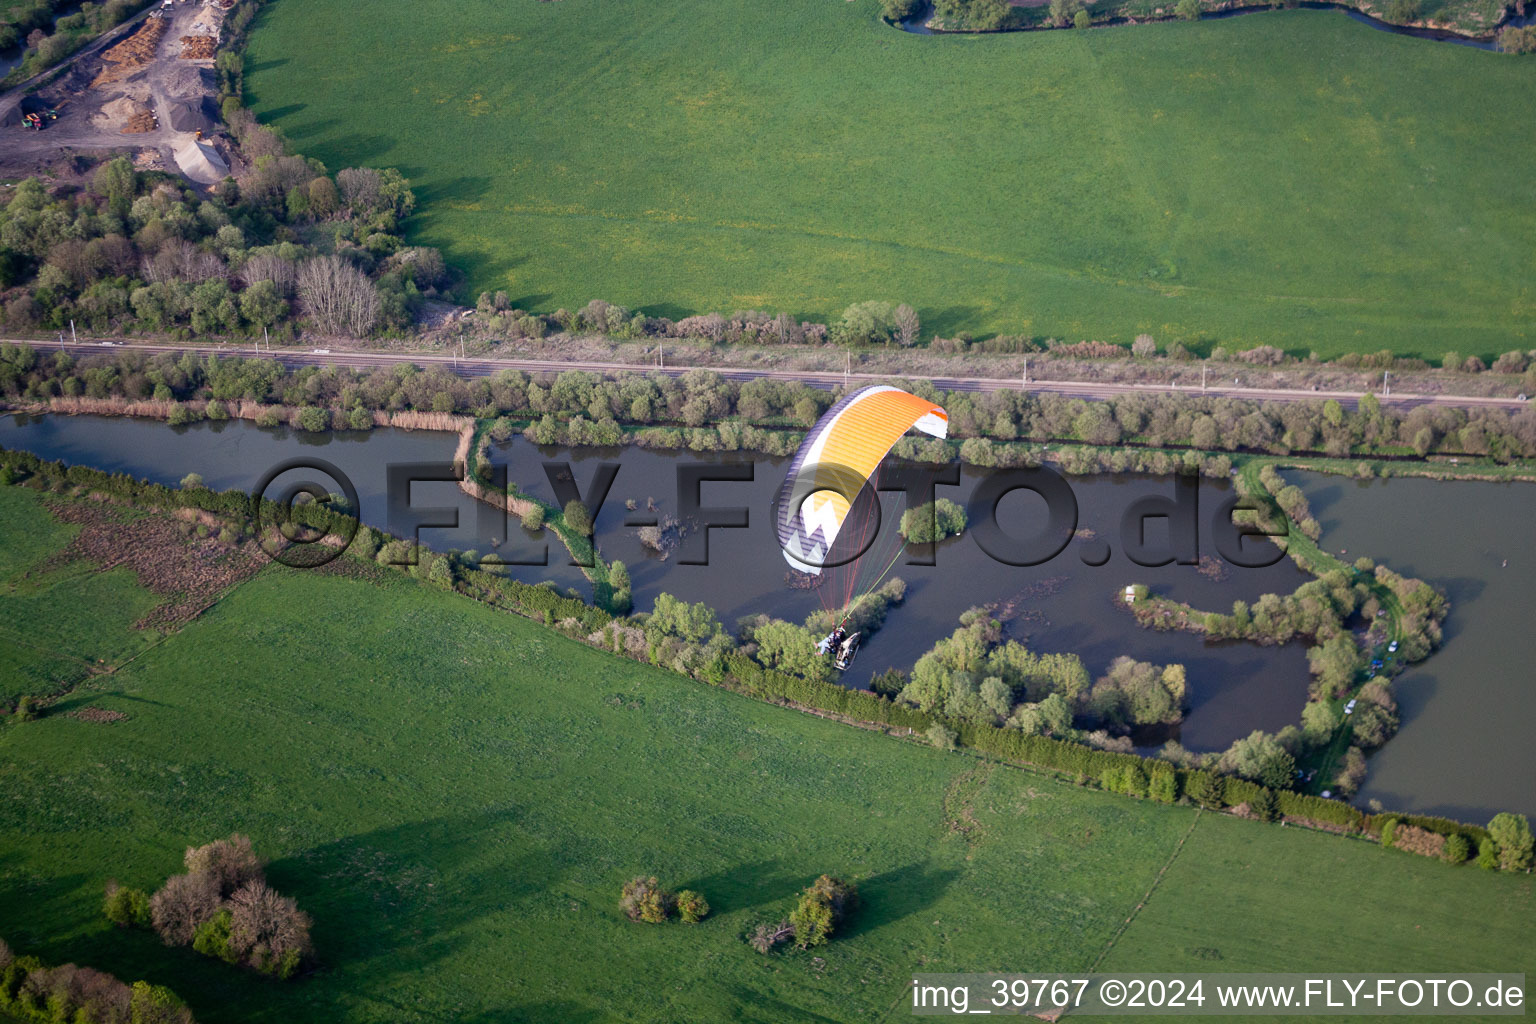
xmin=0 ymin=1 xmax=232 ymax=186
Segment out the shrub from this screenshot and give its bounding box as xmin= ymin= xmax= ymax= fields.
xmin=183 ymin=835 xmax=264 ymax=898
xmin=1378 ymin=816 xmax=1400 ymax=848
xmin=192 ymin=909 xmax=239 ymax=964
xmin=1249 ymin=788 xmax=1278 ymax=822
xmin=789 ymin=875 xmax=856 ymax=948
xmin=926 ymin=723 xmax=958 ymax=750
xmin=1476 ymin=838 xmax=1499 ymax=870
xmin=676 ymin=890 xmax=710 ymax=924
xmin=619 ymin=876 xmax=673 ymax=923
xmin=1184 ymin=770 xmax=1223 ymax=808
xmin=563 ymin=499 xmax=593 ymax=536
xmin=103 ymin=882 xmax=153 ymax=929
xmin=898 ymin=498 xmax=966 ymax=544
xmin=226 ymin=881 xmax=313 ymax=977
xmin=1443 ymin=833 xmax=1470 ymax=864
xmin=521 ymin=504 xmax=545 ymax=532
xmin=13 ymin=696 xmax=36 ymax=722
xmin=1488 ymin=812 xmax=1533 ymax=871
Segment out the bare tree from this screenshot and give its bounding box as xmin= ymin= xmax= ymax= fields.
xmin=150 ymin=871 xmax=221 ymax=945
xmin=227 ymin=881 xmax=313 ymax=965
xmin=184 ymin=834 xmax=266 ymax=898
xmin=240 ymin=252 xmax=298 ymax=296
xmin=893 ymin=303 xmax=921 ymax=348
xmin=336 ymin=167 xmax=384 ymax=215
xmin=297 ymin=256 xmax=380 ymax=337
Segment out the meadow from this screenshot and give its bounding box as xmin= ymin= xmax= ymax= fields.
xmin=242 ymin=0 xmax=1536 ymax=360
xmin=0 ymin=485 xmax=1532 ymax=1023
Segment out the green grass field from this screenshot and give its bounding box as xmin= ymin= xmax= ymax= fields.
xmin=0 ymin=487 xmax=1532 ymax=1022
xmin=0 ymin=489 xmax=163 ymax=702
xmin=243 ymin=0 xmax=1536 ymax=359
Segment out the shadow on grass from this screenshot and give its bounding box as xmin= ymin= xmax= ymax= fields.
xmin=674 ymin=858 xmax=805 ymax=916
xmin=839 ymin=860 xmax=961 ymax=941
xmin=257 ymin=102 xmax=307 ymax=123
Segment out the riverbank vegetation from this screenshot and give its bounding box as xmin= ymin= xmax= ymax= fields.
xmin=1 ymin=475 xmax=1531 ymax=1021
xmin=5 ymin=349 xmax=1536 ymax=471
xmin=241 ymin=1 xmax=1536 ymax=360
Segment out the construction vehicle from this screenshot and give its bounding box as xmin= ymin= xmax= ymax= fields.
xmin=22 ymin=112 xmax=44 ymax=131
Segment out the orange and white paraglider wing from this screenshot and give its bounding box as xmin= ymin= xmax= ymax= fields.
xmin=774 ymin=385 xmax=948 ymax=574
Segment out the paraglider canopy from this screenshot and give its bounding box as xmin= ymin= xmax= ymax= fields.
xmin=774 ymin=385 xmax=948 ymax=604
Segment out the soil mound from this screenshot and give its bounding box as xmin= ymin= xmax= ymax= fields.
xmin=94 ymin=95 xmax=155 ymax=133
xmin=168 ymin=95 xmax=218 ymax=134
xmin=163 ymin=63 xmax=216 ymax=98
xmin=173 ymin=137 xmax=229 ymax=184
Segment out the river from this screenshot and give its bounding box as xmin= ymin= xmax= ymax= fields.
xmin=2 ymin=411 xmax=1530 ymax=821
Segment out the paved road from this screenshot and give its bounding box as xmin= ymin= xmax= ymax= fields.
xmin=13 ymin=337 xmax=1531 ymax=411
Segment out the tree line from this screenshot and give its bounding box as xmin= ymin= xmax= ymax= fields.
xmin=0 ymin=938 xmax=193 ymax=1024
xmin=5 ymin=346 xmax=1535 ymax=464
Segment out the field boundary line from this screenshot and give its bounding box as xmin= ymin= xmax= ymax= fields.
xmin=1088 ymin=806 xmax=1204 ymax=972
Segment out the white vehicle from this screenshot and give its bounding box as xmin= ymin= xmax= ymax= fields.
xmin=1387 ymin=641 xmax=1398 ymax=653
xmin=311 ymin=348 xmax=331 ymax=355
xmin=97 ymin=341 xmax=117 ymax=347
xmin=1343 ymin=699 xmax=1357 ymax=715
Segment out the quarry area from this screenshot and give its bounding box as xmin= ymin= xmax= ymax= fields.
xmin=0 ymin=0 xmax=234 ymax=188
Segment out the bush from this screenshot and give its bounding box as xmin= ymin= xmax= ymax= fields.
xmin=898 ymin=498 xmax=966 ymax=544
xmin=191 ymin=909 xmax=239 ymax=964
xmin=1249 ymin=788 xmax=1278 ymax=822
xmin=676 ymin=890 xmax=710 ymax=924
xmin=13 ymin=696 xmax=36 ymax=722
xmin=103 ymin=882 xmax=153 ymax=929
xmin=563 ymin=499 xmax=593 ymax=536
xmin=1442 ymin=833 xmax=1470 ymax=864
xmin=1488 ymin=812 xmax=1533 ymax=871
xmin=789 ymin=875 xmax=856 ymax=948
xmin=521 ymin=504 xmax=545 ymax=532
xmin=1477 ymin=838 xmax=1499 ymax=870
xmin=619 ymin=876 xmax=673 ymax=923
xmin=926 ymin=723 xmax=958 ymax=750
